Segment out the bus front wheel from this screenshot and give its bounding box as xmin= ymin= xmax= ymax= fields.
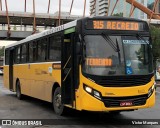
xmin=16 ymin=81 xmax=23 ymax=100
xmin=53 ymin=87 xmax=66 ymax=115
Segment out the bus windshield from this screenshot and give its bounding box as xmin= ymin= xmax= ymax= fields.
xmin=83 ymin=35 xmax=153 ymax=76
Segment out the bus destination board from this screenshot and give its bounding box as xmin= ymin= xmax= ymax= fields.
xmin=86 ymin=20 xmax=146 ymax=31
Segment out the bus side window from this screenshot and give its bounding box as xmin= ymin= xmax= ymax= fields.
xmin=15 ymin=46 xmax=21 ymax=64
xmin=38 ymin=39 xmax=47 ymax=62
xmin=49 ymin=34 xmax=61 ymax=61
xmin=29 ymin=42 xmax=33 ymax=62
xmin=5 ymin=49 xmax=9 ymax=65
xmin=49 ymin=36 xmax=54 ymax=60
xmin=43 ymin=38 xmax=48 ymax=61
xmin=21 ymin=44 xmax=27 ymax=63
xmin=37 ymin=41 xmax=41 ymax=61
xmin=33 ymin=42 xmax=37 ymax=62
xmin=29 ymin=42 xmax=38 ymax=62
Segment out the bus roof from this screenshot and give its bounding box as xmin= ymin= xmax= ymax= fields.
xmin=85 ymin=16 xmax=147 ymax=22
xmin=5 ymin=20 xmax=77 ymax=49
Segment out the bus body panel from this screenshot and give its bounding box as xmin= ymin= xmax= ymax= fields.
xmin=4 ymin=62 xmax=61 ymax=102
xmin=81 ymin=74 xmax=154 ymax=97
xmin=3 ymin=66 xmax=9 ymax=90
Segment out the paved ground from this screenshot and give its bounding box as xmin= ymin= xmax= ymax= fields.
xmin=0 ymin=76 xmax=160 ymax=128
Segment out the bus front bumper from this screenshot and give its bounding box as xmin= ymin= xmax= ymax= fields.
xmin=80 ymin=90 xmax=155 ymax=112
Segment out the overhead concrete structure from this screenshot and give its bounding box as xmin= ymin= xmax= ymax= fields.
xmin=0 ymin=30 xmax=32 ymax=40
xmin=0 ymin=11 xmax=80 ymax=27
xmin=0 ymin=0 xmax=85 ymax=40
xmin=0 ymin=11 xmax=80 ymax=40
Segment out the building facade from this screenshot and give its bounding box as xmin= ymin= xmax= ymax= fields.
xmin=108 ymin=0 xmax=150 ymax=19
xmin=148 ymin=0 xmax=160 ymax=14
xmin=90 ymin=0 xmax=159 ymax=19
xmin=90 ymin=0 xmax=109 ymax=16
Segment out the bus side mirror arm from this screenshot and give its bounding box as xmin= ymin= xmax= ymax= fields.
xmin=76 ymin=42 xmax=81 ymax=54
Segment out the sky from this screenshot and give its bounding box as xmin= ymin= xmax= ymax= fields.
xmin=1 ymin=0 xmax=90 ymax=16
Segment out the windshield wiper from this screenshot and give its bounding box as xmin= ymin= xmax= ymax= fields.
xmin=116 ymin=38 xmax=121 ymax=64
xmin=136 ymin=33 xmax=149 ymax=45
xmin=101 ymin=33 xmax=121 ymax=64
xmin=101 ymin=33 xmax=120 ymax=52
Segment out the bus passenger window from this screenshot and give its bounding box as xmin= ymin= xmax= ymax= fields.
xmin=29 ymin=42 xmax=37 ymax=62
xmin=38 ymin=39 xmax=47 ymax=61
xmin=5 ymin=50 xmax=9 ymax=65
xmin=37 ymin=41 xmax=41 ymax=61
xmin=49 ymin=35 xmax=61 ymax=61
xmin=21 ymin=44 xmax=27 ymax=63
xmin=33 ymin=42 xmax=37 ymax=62
xmin=29 ymin=43 xmax=33 ymax=62
xmin=15 ymin=46 xmax=21 ymax=63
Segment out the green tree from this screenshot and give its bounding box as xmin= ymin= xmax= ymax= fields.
xmin=113 ymin=12 xmax=123 ymax=17
xmin=150 ymin=25 xmax=160 ymax=60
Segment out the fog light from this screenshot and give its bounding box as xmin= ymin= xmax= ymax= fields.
xmin=93 ymin=90 xmax=101 ymax=100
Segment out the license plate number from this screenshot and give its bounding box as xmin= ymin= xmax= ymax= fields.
xmin=120 ymin=101 xmax=133 ymax=106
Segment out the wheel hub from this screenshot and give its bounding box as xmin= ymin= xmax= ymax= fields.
xmin=55 ymin=94 xmax=61 ymax=108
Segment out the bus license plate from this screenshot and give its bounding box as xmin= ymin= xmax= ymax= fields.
xmin=120 ymin=101 xmax=133 ymax=106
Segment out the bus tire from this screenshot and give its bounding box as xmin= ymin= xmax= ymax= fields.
xmin=16 ymin=81 xmax=23 ymax=100
xmin=53 ymin=87 xmax=66 ymax=115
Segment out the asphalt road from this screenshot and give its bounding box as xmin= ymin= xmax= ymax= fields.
xmin=0 ymin=75 xmax=160 ymax=128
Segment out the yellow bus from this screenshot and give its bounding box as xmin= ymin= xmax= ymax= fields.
xmin=4 ymin=16 xmax=155 ymax=115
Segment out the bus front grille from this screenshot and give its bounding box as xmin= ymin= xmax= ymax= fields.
xmin=97 ymin=75 xmax=152 ymax=87
xmin=102 ymin=94 xmax=148 ymax=107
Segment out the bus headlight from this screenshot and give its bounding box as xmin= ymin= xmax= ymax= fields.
xmin=85 ymin=86 xmax=92 ymax=93
xmin=148 ymin=84 xmax=155 ymax=98
xmin=83 ymin=84 xmax=102 ymax=100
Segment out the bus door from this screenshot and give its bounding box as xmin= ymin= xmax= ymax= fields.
xmin=61 ymin=28 xmax=76 ymax=106
xmin=9 ymin=48 xmax=14 ymax=91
